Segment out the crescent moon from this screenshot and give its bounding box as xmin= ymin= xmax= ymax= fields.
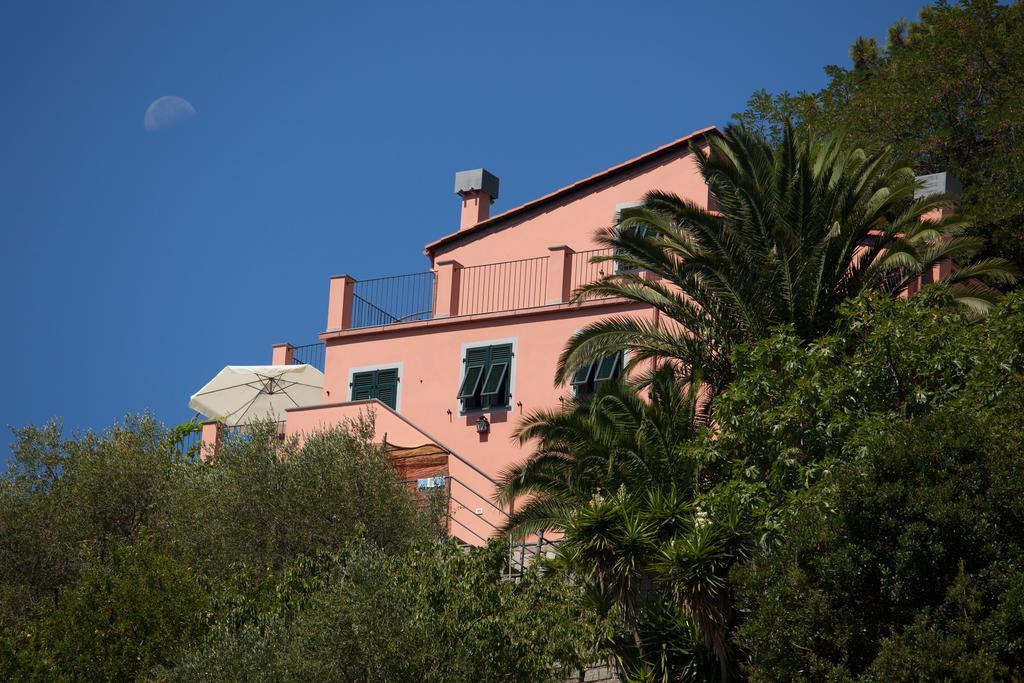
xmin=144 ymin=96 xmax=196 ymax=132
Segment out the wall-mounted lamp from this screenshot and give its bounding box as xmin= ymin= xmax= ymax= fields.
xmin=446 ymin=409 xmax=453 ymax=422
xmin=475 ymin=416 xmax=490 ymax=434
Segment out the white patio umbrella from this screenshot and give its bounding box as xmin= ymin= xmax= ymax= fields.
xmin=188 ymin=365 xmax=324 ymax=427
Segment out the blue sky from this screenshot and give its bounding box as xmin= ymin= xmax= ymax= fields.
xmin=1 ymin=0 xmax=928 ymax=446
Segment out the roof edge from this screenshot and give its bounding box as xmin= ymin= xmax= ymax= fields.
xmin=424 ymin=126 xmax=721 ymax=255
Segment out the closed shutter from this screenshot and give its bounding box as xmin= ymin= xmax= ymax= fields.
xmin=351 ymin=369 xmax=399 ymax=410
xmin=351 ymin=371 xmax=375 ymax=401
xmin=375 ymin=368 xmax=399 ymax=409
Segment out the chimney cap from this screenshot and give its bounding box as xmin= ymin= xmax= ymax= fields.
xmin=455 ymin=168 xmax=499 ymax=200
xmin=915 ymin=172 xmax=962 ymax=200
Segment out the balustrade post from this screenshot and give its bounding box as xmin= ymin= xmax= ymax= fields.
xmin=200 ymin=420 xmax=223 ymax=460
xmin=327 ymin=275 xmax=355 ymax=330
xmin=546 ymin=245 xmax=574 ymax=304
xmin=271 ymin=343 xmax=294 ymax=365
xmin=434 ymin=260 xmax=463 ymax=318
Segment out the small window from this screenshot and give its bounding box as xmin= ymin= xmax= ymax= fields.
xmin=614 ymin=202 xmax=650 ymax=274
xmin=350 ymin=368 xmax=400 ymax=410
xmin=571 ymin=352 xmax=624 ymax=396
xmin=460 ymin=344 xmax=513 ymax=411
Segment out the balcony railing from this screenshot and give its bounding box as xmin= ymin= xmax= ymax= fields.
xmin=457 ymin=255 xmax=549 ymax=316
xmin=339 ymin=248 xmax=620 ymax=331
xmin=352 ymin=271 xmax=436 ymax=329
xmin=290 ymin=342 xmax=325 ymax=371
xmin=569 ymin=248 xmax=614 ymax=294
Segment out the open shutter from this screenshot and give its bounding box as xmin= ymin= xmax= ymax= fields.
xmin=570 ymin=361 xmax=596 ymax=387
xmin=351 ymin=371 xmax=375 ymax=401
xmin=615 ymin=203 xmax=649 ymax=274
xmin=593 ymin=352 xmax=622 ymax=383
xmin=486 ymin=344 xmax=513 ymax=406
xmin=480 ymin=361 xmax=509 ymax=397
xmin=458 ymin=348 xmax=488 ymax=400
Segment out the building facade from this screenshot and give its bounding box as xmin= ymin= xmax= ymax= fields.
xmin=198 ymin=126 xmax=955 ymax=544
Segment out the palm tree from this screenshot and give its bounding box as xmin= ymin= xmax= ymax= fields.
xmin=496 ymin=367 xmax=749 ymax=680
xmin=495 ymin=364 xmax=702 ymax=540
xmin=557 ymin=123 xmax=1018 ymax=398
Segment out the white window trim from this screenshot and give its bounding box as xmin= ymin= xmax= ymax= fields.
xmin=614 ymin=200 xmax=645 ymax=274
xmin=458 ymin=336 xmax=518 ymax=415
xmin=347 ymin=362 xmax=405 ymax=413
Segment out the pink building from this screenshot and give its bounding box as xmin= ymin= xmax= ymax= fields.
xmin=225 ymin=127 xmax=719 ymax=543
xmin=199 ymin=128 xmax=956 ymax=544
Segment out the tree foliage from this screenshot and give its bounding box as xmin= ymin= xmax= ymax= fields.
xmin=560 ymin=124 xmax=1014 ymax=398
xmin=735 ymin=0 xmax=1024 ymax=271
xmin=0 ymin=415 xmax=599 ymax=681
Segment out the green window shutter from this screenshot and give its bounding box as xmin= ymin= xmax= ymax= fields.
xmin=593 ymin=352 xmax=622 ymax=383
xmin=480 ymin=361 xmax=509 ymax=397
xmin=465 ymin=347 xmax=490 ymax=366
xmin=459 ymin=344 xmax=513 ymax=408
xmin=351 ymin=369 xmax=399 ymax=409
xmin=570 ymin=361 xmax=596 ymax=387
xmin=490 ymin=344 xmax=513 ymax=363
xmin=375 ymin=368 xmax=399 ymax=409
xmin=351 ymin=371 xmax=375 ymax=401
xmin=458 ymin=364 xmax=485 ymax=399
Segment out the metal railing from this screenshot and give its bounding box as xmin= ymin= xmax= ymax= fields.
xmin=290 ymin=342 xmax=325 ymax=371
xmin=351 ymin=271 xmax=436 ymax=329
xmin=344 ymin=249 xmax=622 ymax=330
xmin=569 ymin=247 xmax=614 ymax=295
xmin=171 ymin=427 xmax=203 ymax=460
xmin=398 ymin=471 xmax=558 ymax=579
xmin=458 ymin=255 xmax=549 ymax=315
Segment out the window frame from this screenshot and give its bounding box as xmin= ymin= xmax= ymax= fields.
xmin=457 ymin=337 xmax=517 ymax=415
xmin=347 ymin=362 xmax=404 ymax=412
xmin=571 ymin=351 xmax=626 ymax=397
xmin=613 ymin=200 xmax=648 ymax=275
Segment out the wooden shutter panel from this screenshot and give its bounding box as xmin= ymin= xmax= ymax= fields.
xmin=593 ymin=352 xmax=622 ymax=383
xmin=480 ymin=361 xmax=509 ymax=397
xmin=375 ymin=368 xmax=399 ymax=409
xmin=570 ymin=361 xmax=596 ymax=386
xmin=458 ymin=364 xmax=485 ymax=399
xmin=351 ymin=371 xmax=375 ymax=401
xmin=490 ymin=344 xmax=513 ymax=363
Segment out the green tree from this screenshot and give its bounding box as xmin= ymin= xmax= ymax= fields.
xmin=732 ymin=405 xmax=1024 ymax=680
xmin=498 ymin=366 xmax=756 ymax=680
xmin=0 ymin=413 xmax=439 ymax=680
xmin=700 ymin=289 xmax=1024 ymax=678
xmin=735 ymin=0 xmax=1024 ymax=272
xmin=0 ymin=416 xmax=178 ymax=629
xmin=497 ymin=364 xmax=704 ymax=538
xmin=559 ymin=124 xmax=1016 ymax=398
xmin=152 ymin=415 xmax=433 ymax=577
xmin=1 ymin=541 xmax=208 ymax=682
xmin=163 ymin=539 xmax=602 ymax=683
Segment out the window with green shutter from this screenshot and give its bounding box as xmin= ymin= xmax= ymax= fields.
xmin=350 ymin=368 xmax=400 ymax=410
xmin=570 ymin=351 xmax=623 ymax=396
xmin=614 ymin=202 xmax=651 ymax=274
xmin=459 ymin=344 xmax=513 ymax=411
